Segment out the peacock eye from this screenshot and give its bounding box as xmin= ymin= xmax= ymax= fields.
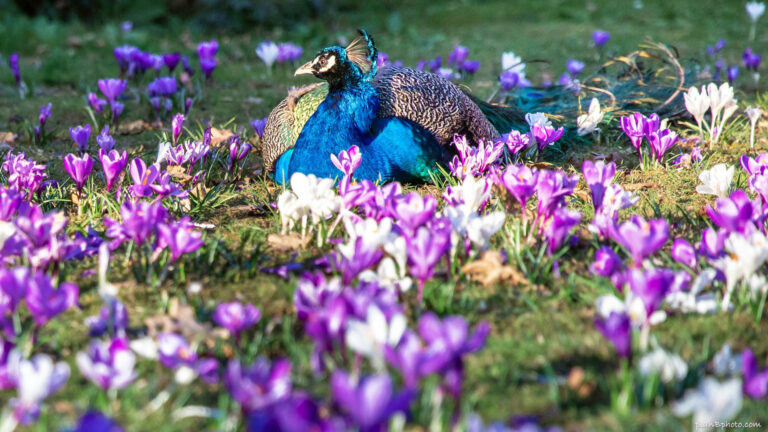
xmin=319 ymin=57 xmax=327 ymax=67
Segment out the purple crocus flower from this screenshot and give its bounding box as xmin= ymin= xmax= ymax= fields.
xmin=1 ymin=152 xmax=48 ymax=200
xmin=184 ymin=98 xmax=193 ymax=116
xmin=449 ymin=45 xmax=469 ymax=66
xmin=111 ymin=102 xmax=124 ymax=124
xmin=462 ymin=60 xmax=481 ymax=74
xmin=742 ymin=348 xmax=768 ymax=399
xmin=105 ymin=200 xmax=167 ymax=247
xmin=25 ymin=272 xmax=79 ymax=327
xmin=700 ymin=227 xmax=727 ymax=259
xmin=225 ymin=357 xmax=292 ymax=412
xmin=566 ymin=59 xmax=585 ymax=77
xmin=590 ymin=246 xmax=624 ymax=279
xmin=406 ymin=225 xmax=451 ymax=303
xmin=428 ymin=56 xmax=442 ymax=72
xmin=213 ymin=302 xmax=261 ymax=337
xmin=250 ymin=118 xmax=268 ymax=139
xmin=127 ymin=158 xmax=159 ymax=198
xmin=500 ymin=130 xmax=531 ymax=155
xmin=156 ymin=220 xmax=203 ymax=261
xmin=69 ymin=410 xmax=124 ymax=432
xmin=610 ymin=215 xmax=669 ymax=265
xmin=499 ymin=70 xmax=519 ymax=91
xmin=595 ymin=312 xmax=631 ymax=358
xmin=648 ymin=128 xmax=679 ymax=162
xmin=336 ymin=237 xmax=383 ymax=284
xmin=147 ymin=76 xmax=177 ymax=97
xmin=417 ymin=313 xmax=489 ymax=398
xmin=10 ymin=353 xmax=70 ymax=425
xmin=545 ymin=208 xmax=581 ymax=254
xmin=277 ymin=43 xmax=303 ymax=64
xmin=534 ymin=170 xmax=579 ymax=222
xmin=619 ymin=112 xmax=658 ymax=157
xmin=180 ymin=55 xmax=194 ymax=76
xmin=97 ymin=125 xmax=115 ymax=151
xmin=76 ymin=337 xmax=137 ymax=391
xmin=498 ymin=164 xmax=538 ymax=212
xmin=197 ymin=40 xmax=218 ymax=79
xmin=63 ymin=153 xmax=94 ymax=192
xmin=0 ymin=267 xmax=30 ymax=319
xmin=228 ymin=138 xmax=251 ymax=172
xmin=582 ymin=160 xmax=616 ymax=211
xmin=331 ymin=371 xmax=414 ymax=431
xmin=728 ymin=66 xmax=739 ymax=83
xmin=98 ymin=149 xmax=128 ymax=192
xmin=172 ymin=113 xmax=184 ymax=146
xmin=69 ymin=125 xmax=91 ymax=152
xmin=9 ymin=54 xmax=20 ymax=85
xmin=113 ymin=45 xmax=139 ymax=75
xmin=671 ymin=238 xmax=697 ymax=269
xmin=706 ymin=189 xmax=756 ymax=235
xmin=85 ymin=299 xmax=129 ymax=338
xmin=627 ymin=267 xmax=675 ymax=318
xmin=97 ymin=79 xmax=127 ymax=104
xmin=88 ymin=93 xmax=107 ymax=113
xmin=157 ymin=332 xmax=197 ymax=369
xmin=592 ymin=30 xmax=611 ymax=47
xmin=38 ymin=104 xmax=52 ymax=128
xmin=531 ymin=123 xmax=564 ymax=151
xmin=391 ymin=192 xmax=437 ymax=234
xmin=744 ymin=48 xmax=762 ymax=71
xmin=162 ymin=53 xmax=180 ymax=72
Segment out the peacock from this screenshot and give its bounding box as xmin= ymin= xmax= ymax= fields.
xmin=262 ymin=32 xmax=689 ymax=183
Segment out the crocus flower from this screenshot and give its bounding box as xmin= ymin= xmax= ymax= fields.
xmin=157 ymin=220 xmax=203 ymax=261
xmin=88 ymin=93 xmax=107 ymax=113
xmin=728 ymin=66 xmax=739 ymax=83
xmin=544 ymin=208 xmax=581 ymax=254
xmin=741 ymin=348 xmax=768 ymax=398
xmin=256 ymin=41 xmax=280 ymax=68
xmin=582 ymin=160 xmax=615 ymax=211
xmin=25 ymin=272 xmax=79 ymax=327
xmin=391 ymin=192 xmax=436 ymax=234
xmin=671 ymin=238 xmax=697 ymax=269
xmin=566 ymin=59 xmax=585 ymax=77
xmin=10 ymin=352 xmax=70 ymax=425
xmin=331 ymin=371 xmax=413 ymax=431
xmin=97 ymin=79 xmax=127 ymax=104
xmin=577 ymin=97 xmax=604 ymax=136
xmin=9 ymin=53 xmax=21 ymax=85
xmin=590 ymin=246 xmax=625 ymax=279
xmin=497 ymin=164 xmax=538 ymax=213
xmin=63 ymin=153 xmax=94 ymax=192
xmin=700 ymin=227 xmax=727 ymax=259
xmin=162 ymin=53 xmax=180 ymax=72
xmin=627 ymin=267 xmax=676 ymax=318
xmin=276 ymin=42 xmax=303 ymax=64
xmin=638 ymin=347 xmax=688 ymax=383
xmin=171 ymin=113 xmax=184 ymax=146
xmin=97 ymin=125 xmax=115 ymax=151
xmin=746 ymin=106 xmax=763 ymax=148
xmin=743 ymin=48 xmax=761 ymax=72
xmin=69 ymin=411 xmax=124 ymax=432
xmin=747 ymin=1 xmax=766 ymax=22
xmin=127 ymin=158 xmax=159 ymax=198
xmin=225 ymin=357 xmax=292 ymax=412
xmin=462 ymin=60 xmax=481 ymax=74
xmin=198 ymin=40 xmax=218 ymax=79
xmin=672 ymin=378 xmax=743 ymax=427
xmin=250 ymin=117 xmax=267 ymax=139
xmin=595 ymin=311 xmax=631 ymax=358
xmin=105 ymin=200 xmax=167 ymax=247
xmin=610 ymin=215 xmax=669 ymax=265
xmin=69 ymin=125 xmax=91 ymax=152
xmin=113 ymin=45 xmax=138 ymax=74
xmin=227 ymin=138 xmax=251 ymax=172
xmin=38 ymin=104 xmax=52 ymax=128
xmin=449 ymin=45 xmax=469 ymax=66
xmin=76 ymin=337 xmax=136 ymax=391
xmin=184 ymin=97 xmax=193 ymax=115
xmin=534 ymin=169 xmax=579 ymax=222
xmin=648 ymin=128 xmax=679 ymax=162
xmin=531 ymin=123 xmax=564 ymax=151
xmin=592 ymin=30 xmax=610 ymax=47
xmin=706 ymin=189 xmax=756 ymax=235
xmin=436 ymin=68 xmax=455 ymax=80
xmin=620 ymin=112 xmax=651 ymax=157
xmin=213 ymin=302 xmax=261 ymax=338
xmin=406 ymin=225 xmax=451 ymax=302
xmin=99 ymin=149 xmax=127 ymax=192
xmin=696 ymin=163 xmax=734 ymax=198
xmin=499 ymin=70 xmax=519 ymax=91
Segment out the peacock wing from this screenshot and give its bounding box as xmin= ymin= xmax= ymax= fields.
xmin=372 ymin=66 xmax=500 ymax=146
xmin=261 ymin=83 xmax=329 ymax=174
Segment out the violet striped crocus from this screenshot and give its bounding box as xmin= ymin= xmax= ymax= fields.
xmin=705 ymin=189 xmax=757 ymax=235
xmin=69 ymin=125 xmax=91 ymax=153
xmin=213 ymin=302 xmax=261 ymax=338
xmin=648 ymin=128 xmax=679 ymax=162
xmin=331 ymin=371 xmax=413 ymax=430
xmin=172 ymin=113 xmax=184 ymax=146
xmin=671 ymin=238 xmax=697 ymax=269
xmin=582 ymin=160 xmax=616 ymax=211
xmin=97 ymin=79 xmax=127 ymax=104
xmin=545 ymin=207 xmax=581 ymax=254
xmin=156 ymin=219 xmax=203 ymax=262
xmin=620 ymin=112 xmax=659 ymax=157
xmin=76 ymin=337 xmax=137 ymax=391
xmin=628 ymin=267 xmax=675 ymax=319
xmin=63 ymin=153 xmax=94 ymax=192
xmin=391 ymin=192 xmax=437 ymax=234
xmin=530 ymin=123 xmax=564 ymax=151
xmin=225 ymin=357 xmax=292 ymax=412
xmin=590 ymin=246 xmax=625 ymax=280
xmin=406 ymin=224 xmax=451 ymax=303
xmin=127 ymin=158 xmax=159 ymax=198
xmin=595 ymin=311 xmax=631 ymax=358
xmin=610 ymin=215 xmax=669 ymax=265
xmin=99 ymin=149 xmax=128 ymax=192
xmin=534 ymin=169 xmax=579 ymax=223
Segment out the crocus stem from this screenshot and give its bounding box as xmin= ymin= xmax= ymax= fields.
xmin=417 ymin=279 xmax=425 ymax=305
xmin=751 ymin=122 xmax=757 ymax=148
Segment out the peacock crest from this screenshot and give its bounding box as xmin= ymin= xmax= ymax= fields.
xmin=345 ymin=29 xmax=377 ymax=81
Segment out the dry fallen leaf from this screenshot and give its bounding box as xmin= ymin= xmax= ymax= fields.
xmin=267 ymin=232 xmax=311 ymax=253
xmin=209 ymin=127 xmax=234 ymax=147
xmin=461 ymin=251 xmax=527 ymax=287
xmin=144 ymin=298 xmax=227 ymax=347
xmin=0 ymin=132 xmax=15 ymax=145
xmin=623 ymin=182 xmax=656 ymax=191
xmin=117 ymin=120 xmax=151 ymax=135
xmin=166 ymin=165 xmax=192 ymax=182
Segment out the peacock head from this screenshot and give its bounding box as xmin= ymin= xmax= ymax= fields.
xmin=294 ymin=29 xmax=378 ymax=88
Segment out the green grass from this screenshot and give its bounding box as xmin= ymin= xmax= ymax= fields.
xmin=2 ymin=0 xmax=768 ymax=430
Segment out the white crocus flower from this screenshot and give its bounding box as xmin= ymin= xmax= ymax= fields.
xmin=714 ymin=230 xmax=768 ymax=309
xmin=359 ymin=257 xmax=413 ymax=293
xmin=665 ymin=268 xmax=719 ymax=314
xmin=0 ymin=221 xmax=15 ymax=250
xmin=276 ymin=190 xmax=305 ymax=234
xmin=256 ymin=41 xmax=280 ymax=68
xmin=344 ymin=217 xmax=394 ymax=249
xmin=97 ymin=243 xmax=118 ymax=300
xmin=638 ymin=347 xmax=688 ymax=383
xmin=748 ymin=273 xmax=768 ymax=298
xmin=684 ymin=86 xmax=709 ymax=138
xmin=746 ymin=106 xmax=763 ymax=148
xmin=712 ymin=344 xmax=742 ymax=377
xmin=525 ymin=112 xmax=552 ymax=129
xmin=595 ymin=294 xmax=665 ymax=327
xmin=466 ymin=212 xmax=506 ymax=251
xmin=383 ymin=235 xmax=409 ymax=279
xmin=156 ymin=142 xmax=171 ymax=165
xmin=9 ymin=351 xmax=70 ymax=417
xmin=695 ymin=163 xmax=734 ymax=198
xmin=576 ymin=98 xmax=604 ymax=136
xmin=747 ymin=1 xmax=766 ymax=22
xmin=501 ymin=52 xmax=525 ymax=75
xmin=345 ymin=305 xmax=407 ymax=370
xmin=129 ymin=337 xmax=159 ymax=360
xmin=277 ymin=173 xmax=340 ymax=239
xmin=672 ymin=377 xmax=743 ymax=431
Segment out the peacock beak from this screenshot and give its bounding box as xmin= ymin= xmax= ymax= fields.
xmin=294 ymin=61 xmax=314 ymax=76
